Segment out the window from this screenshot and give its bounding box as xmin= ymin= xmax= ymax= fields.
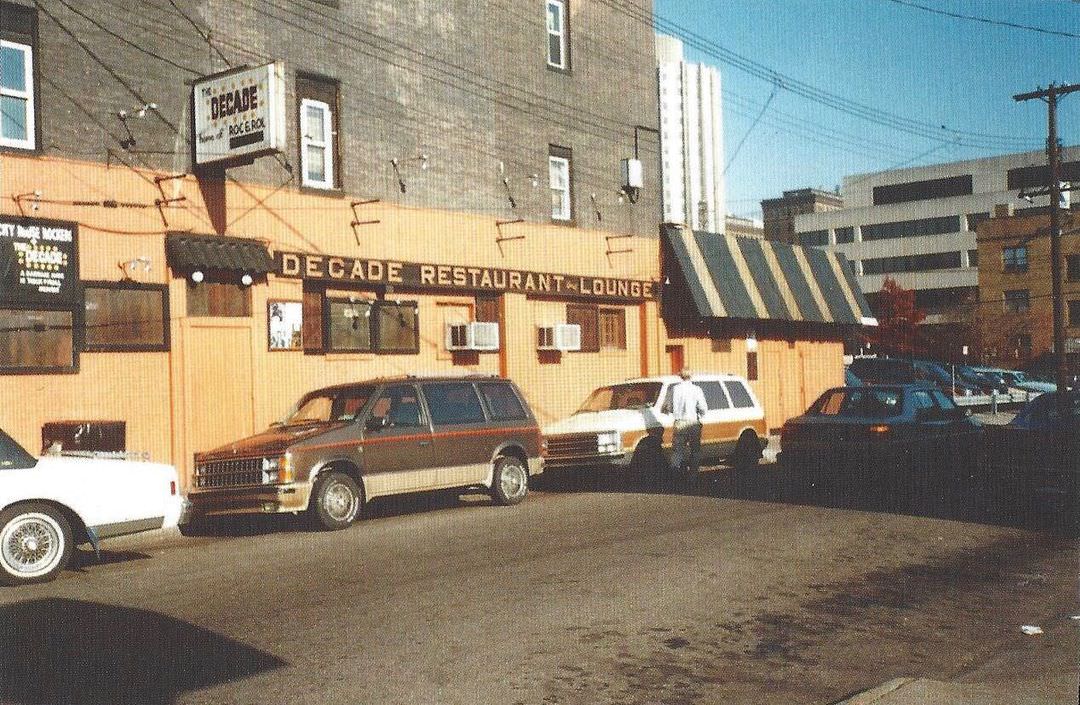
xmin=799 ymin=230 xmax=829 ymax=247
xmin=861 ymin=215 xmax=961 ymax=242
xmin=479 ymin=382 xmax=529 ymax=421
xmin=812 ymin=388 xmax=901 ymax=418
xmin=967 ymin=249 xmax=978 ymax=267
xmin=835 ymin=226 xmax=855 ymax=244
xmin=695 ymin=381 xmax=730 ymax=410
xmin=1067 ymin=254 xmax=1080 ymax=281
xmin=724 ymin=380 xmax=755 ymax=408
xmin=1002 ymin=246 xmax=1028 ymax=272
xmin=327 ymin=299 xmax=373 ymax=352
xmin=549 ymin=145 xmax=572 ymax=221
xmin=423 ymin=382 xmax=487 ymax=426
xmin=83 ymin=283 xmax=168 ymax=351
xmin=0 ymin=308 xmax=74 ymax=373
xmin=745 ymin=351 xmax=758 ymax=381
xmin=1007 ymin=161 xmax=1080 ymax=190
xmin=1070 ymin=300 xmax=1080 ymax=327
xmin=369 ymin=385 xmax=424 ymax=429
xmin=566 ymin=303 xmax=598 ymax=352
xmin=598 ymin=308 xmax=626 ymax=350
xmin=374 ymin=301 xmax=419 ymax=353
xmin=872 ymin=175 xmax=972 ymax=205
xmin=1 ymin=40 xmax=34 ymax=149
xmin=475 ymin=295 xmax=499 ymax=323
xmin=546 ymin=0 xmax=568 ymax=70
xmin=1004 ymin=289 xmax=1030 ymax=313
xmin=186 ymin=279 xmax=251 ymax=317
xmin=296 ymin=75 xmax=339 ymax=189
xmin=966 ymin=213 xmax=990 ymax=232
xmin=861 ymin=251 xmax=962 ymax=275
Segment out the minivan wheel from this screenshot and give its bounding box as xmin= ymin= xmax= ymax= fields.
xmin=310 ymin=471 xmax=362 ymax=530
xmin=491 ymin=456 xmax=529 ymax=506
xmin=0 ymin=503 xmax=73 ymax=586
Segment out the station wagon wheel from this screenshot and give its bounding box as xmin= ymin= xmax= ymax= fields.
xmin=0 ymin=503 xmax=73 ymax=586
xmin=491 ymin=456 xmax=529 ymax=506
xmin=310 ymin=471 xmax=362 ymax=531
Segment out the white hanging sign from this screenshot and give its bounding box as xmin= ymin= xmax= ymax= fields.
xmin=193 ymin=62 xmax=286 ymax=166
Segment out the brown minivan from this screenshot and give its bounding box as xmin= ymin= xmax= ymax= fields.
xmin=182 ymin=375 xmax=543 ymax=533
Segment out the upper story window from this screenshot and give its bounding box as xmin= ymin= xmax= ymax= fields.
xmin=1002 ymin=245 xmax=1028 ymax=273
xmin=546 ymin=0 xmax=568 ymax=70
xmin=549 ymin=145 xmax=572 ymax=221
xmin=1004 ymin=289 xmax=1030 ymax=314
xmin=1067 ymin=254 xmax=1079 ymax=281
xmin=296 ymin=74 xmax=339 ymax=190
xmin=1 ymin=3 xmax=37 ymax=151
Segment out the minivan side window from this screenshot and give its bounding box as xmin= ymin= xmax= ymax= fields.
xmin=695 ymin=381 xmax=730 ymax=410
xmin=424 ymin=382 xmax=487 ymax=426
xmin=479 ymin=382 xmax=528 ymax=421
xmin=369 ymin=385 xmax=424 ymax=428
xmin=723 ymin=381 xmax=754 ymax=408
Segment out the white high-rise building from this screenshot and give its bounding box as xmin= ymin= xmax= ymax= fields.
xmin=656 ymin=34 xmax=726 ymax=232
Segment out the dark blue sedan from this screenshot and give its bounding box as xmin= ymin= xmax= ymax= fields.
xmin=779 ymin=384 xmax=983 ymax=505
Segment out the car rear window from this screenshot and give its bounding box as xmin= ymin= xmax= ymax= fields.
xmin=723 ymin=381 xmax=754 ymax=409
xmin=479 ymin=382 xmax=528 ymax=421
xmin=814 ymin=388 xmax=902 ymax=418
xmin=696 ymin=381 xmax=730 ymax=410
xmin=423 ymin=382 xmax=487 ymax=426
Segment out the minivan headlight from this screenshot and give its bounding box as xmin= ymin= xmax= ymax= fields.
xmin=597 ymin=431 xmax=621 ymax=454
xmin=261 ymin=453 xmax=293 ymax=484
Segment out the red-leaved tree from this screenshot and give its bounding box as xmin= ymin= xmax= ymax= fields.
xmin=868 ymin=276 xmax=926 ymax=356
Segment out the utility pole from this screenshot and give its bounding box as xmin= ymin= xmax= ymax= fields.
xmin=1013 ymin=82 xmax=1080 ymax=411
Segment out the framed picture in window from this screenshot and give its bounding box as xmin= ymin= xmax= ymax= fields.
xmin=268 ymin=300 xmax=303 ymax=351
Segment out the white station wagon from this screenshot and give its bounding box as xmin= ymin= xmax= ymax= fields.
xmin=543 ymin=374 xmax=767 ymax=474
xmin=0 ymin=428 xmax=186 ymax=585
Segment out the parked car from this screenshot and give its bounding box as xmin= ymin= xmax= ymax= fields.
xmin=983 ymin=390 xmax=1079 ymax=532
xmin=0 ymin=428 xmax=186 ymax=585
xmin=844 ymin=368 xmax=864 ymax=387
xmin=778 ymin=384 xmax=983 ymax=502
xmin=183 ymin=375 xmax=542 ymax=533
xmin=542 ymin=374 xmax=767 ymax=474
xmin=986 ymin=368 xmax=1055 ymax=395
xmin=847 ymin=357 xmax=920 ymax=385
xmin=956 ymin=365 xmax=1007 ymax=394
xmin=911 ymin=359 xmax=981 ymax=397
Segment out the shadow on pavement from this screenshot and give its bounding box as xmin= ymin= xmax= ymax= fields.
xmin=70 ymin=548 xmax=152 ymax=570
xmin=0 ymin=598 xmax=286 ymax=705
xmin=535 ymin=461 xmax=1070 ymax=534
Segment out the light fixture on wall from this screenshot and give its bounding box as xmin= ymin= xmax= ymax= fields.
xmin=119 ymin=256 xmax=152 ymax=280
xmin=502 ymin=177 xmax=517 ymax=209
xmin=190 ymin=270 xmax=205 ymax=284
xmin=390 ymin=158 xmax=407 ymax=194
xmin=241 ymin=273 xmax=254 ymax=286
xmin=14 ymin=190 xmax=42 ymax=212
xmin=415 ymin=153 xmax=429 ymax=170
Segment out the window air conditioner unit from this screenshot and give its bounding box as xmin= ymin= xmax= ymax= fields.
xmin=446 ymin=321 xmax=500 ymax=351
xmin=537 ymin=323 xmax=581 ymax=351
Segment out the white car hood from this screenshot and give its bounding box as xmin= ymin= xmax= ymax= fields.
xmin=544 ymin=408 xmax=666 ymax=436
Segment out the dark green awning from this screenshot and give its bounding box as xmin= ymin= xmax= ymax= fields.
xmin=166 ymin=234 xmax=275 ymax=274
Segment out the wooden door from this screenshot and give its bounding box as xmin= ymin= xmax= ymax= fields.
xmin=177 ymin=320 xmax=255 ymax=483
xmin=666 ymin=345 xmax=685 ymax=375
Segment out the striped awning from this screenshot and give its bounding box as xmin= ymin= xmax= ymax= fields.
xmin=166 ymin=233 xmax=275 ymax=274
xmin=662 ymin=223 xmax=876 ymax=326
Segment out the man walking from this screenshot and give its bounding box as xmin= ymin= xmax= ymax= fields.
xmin=670 ymin=368 xmax=707 ymax=481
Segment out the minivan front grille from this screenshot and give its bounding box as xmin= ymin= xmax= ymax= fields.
xmin=545 ymin=433 xmax=599 ymax=458
xmin=194 ymin=457 xmax=263 ymax=489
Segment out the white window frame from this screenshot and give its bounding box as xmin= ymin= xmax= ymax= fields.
xmin=300 ymin=98 xmax=333 ymax=189
xmin=546 ymin=0 xmax=567 ymax=69
xmin=549 ymin=155 xmax=571 ymax=221
xmin=0 ymin=40 xmax=35 ymax=150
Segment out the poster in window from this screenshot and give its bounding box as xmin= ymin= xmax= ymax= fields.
xmin=268 ymin=300 xmax=303 ymax=350
xmin=0 ymin=215 xmax=80 ymax=305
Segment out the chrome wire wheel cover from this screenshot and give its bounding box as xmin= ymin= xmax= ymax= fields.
xmin=323 ymin=480 xmax=359 ymax=523
xmin=1 ymin=513 xmax=63 ymax=578
xmin=500 ymin=462 xmax=528 ymax=500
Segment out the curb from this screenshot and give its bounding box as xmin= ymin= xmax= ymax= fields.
xmin=832 ymin=678 xmax=918 ymax=705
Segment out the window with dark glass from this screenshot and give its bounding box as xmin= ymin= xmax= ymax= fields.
xmin=369 ymin=385 xmax=424 ymax=429
xmin=374 ymin=301 xmax=419 ymax=353
xmin=186 ymin=277 xmax=251 ymax=317
xmin=745 ymin=352 xmax=758 ymax=381
xmin=799 ymin=230 xmax=829 ymax=247
xmin=862 ymin=251 xmax=962 ymax=275
xmin=872 ymin=175 xmax=972 ymax=205
xmin=327 ymin=299 xmax=372 ymax=352
xmin=861 ymin=216 xmax=961 ymax=242
xmin=968 ymin=249 xmax=978 ymax=267
xmin=724 ymin=380 xmax=755 ymax=408
xmin=546 ymin=0 xmax=569 ymax=70
xmin=479 ymin=382 xmax=529 ymax=421
xmin=549 ymin=145 xmax=572 ymax=221
xmin=0 ymin=308 xmax=74 ymax=373
xmin=423 ymin=382 xmax=487 ymax=426
xmin=966 ymin=212 xmax=990 ymax=232
xmin=1069 ymin=300 xmax=1080 ymax=327
xmin=695 ymin=381 xmax=730 ymax=410
xmin=1004 ymin=289 xmax=1030 ymax=313
xmin=84 ymin=283 xmax=168 ymax=351
xmin=1067 ymin=254 xmax=1080 ymax=281
xmin=834 ymin=226 xmax=855 ymax=244
xmin=296 ymin=74 xmax=340 ymax=190
xmin=1 ymin=3 xmax=37 ymax=150
xmin=1002 ymin=246 xmax=1028 ymax=272
xmin=566 ymin=302 xmax=598 ymax=352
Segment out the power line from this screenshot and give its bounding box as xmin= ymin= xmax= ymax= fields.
xmin=883 ymin=0 xmax=1080 ymax=40
xmin=724 ymin=83 xmax=777 ymax=174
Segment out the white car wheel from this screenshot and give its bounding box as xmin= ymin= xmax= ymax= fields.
xmin=0 ymin=504 xmax=73 ymax=586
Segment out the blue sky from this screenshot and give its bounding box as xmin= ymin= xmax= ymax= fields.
xmin=654 ymin=0 xmax=1080 ymax=219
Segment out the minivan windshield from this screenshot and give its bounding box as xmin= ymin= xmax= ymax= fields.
xmin=283 ymin=386 xmax=376 ymax=424
xmin=578 ymin=382 xmax=663 ymax=412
